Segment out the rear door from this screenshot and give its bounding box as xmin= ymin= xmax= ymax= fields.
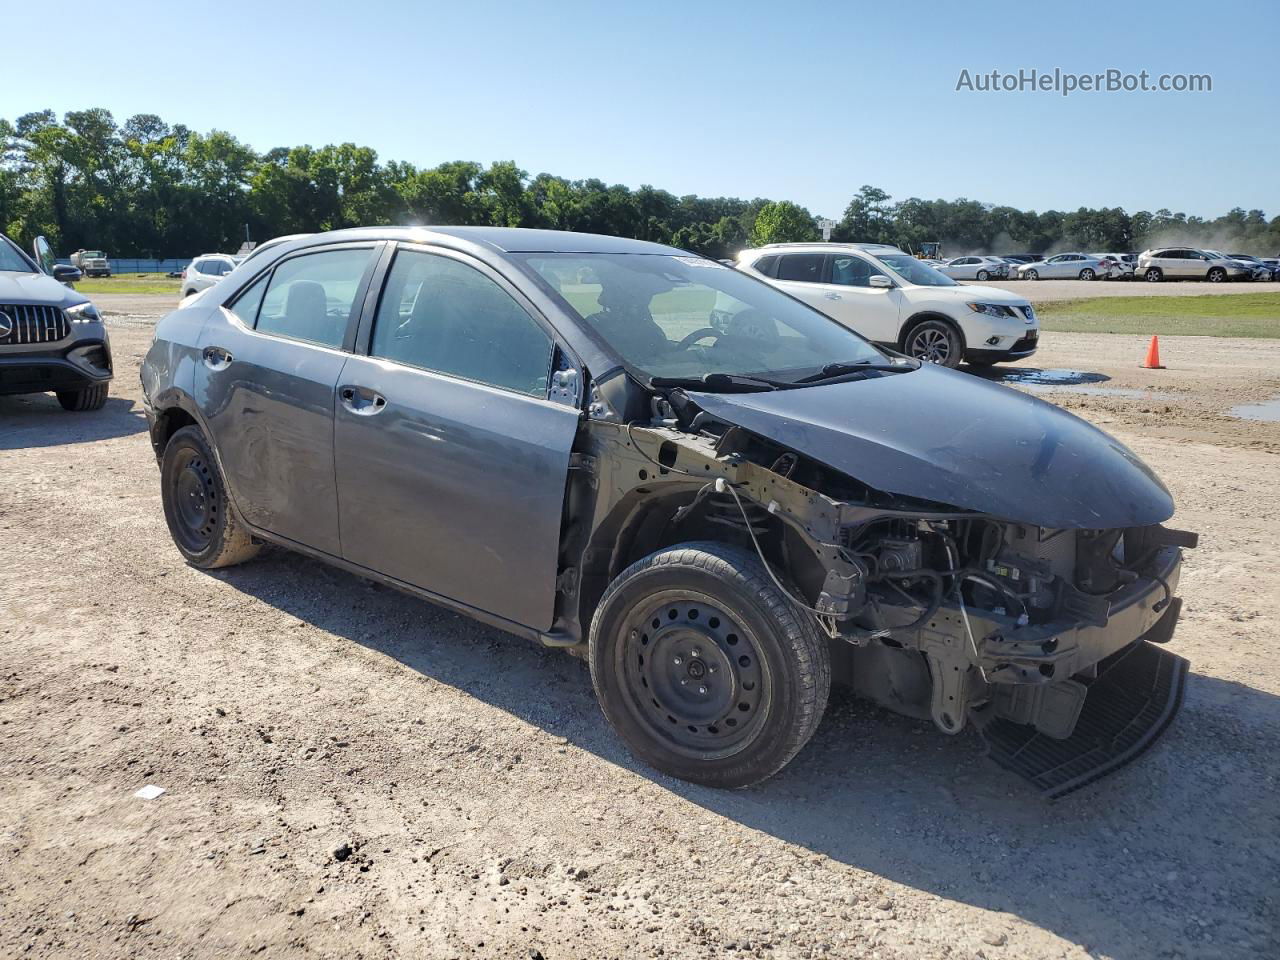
xmin=333 ymin=244 xmax=580 ymax=630
xmin=195 ymin=243 xmax=380 ymax=556
xmin=770 ymin=253 xmax=831 ymax=310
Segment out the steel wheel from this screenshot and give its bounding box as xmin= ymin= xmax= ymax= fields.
xmin=168 ymin=446 xmax=219 ymax=554
xmin=160 ymin=425 xmax=259 ymax=569
xmin=616 ymin=592 xmax=772 ymax=760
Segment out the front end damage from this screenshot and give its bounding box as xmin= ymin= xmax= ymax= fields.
xmin=568 ymin=390 xmax=1196 ymax=799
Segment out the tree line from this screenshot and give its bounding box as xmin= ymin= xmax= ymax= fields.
xmin=3 ymin=108 xmax=1278 ymax=262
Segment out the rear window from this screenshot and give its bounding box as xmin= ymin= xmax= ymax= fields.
xmin=776 ymin=254 xmax=824 ymax=283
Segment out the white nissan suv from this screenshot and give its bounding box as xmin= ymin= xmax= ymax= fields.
xmin=737 ymin=243 xmax=1038 ymax=368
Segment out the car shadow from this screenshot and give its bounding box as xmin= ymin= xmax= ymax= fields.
xmin=0 ymin=394 xmax=148 ymax=450
xmin=211 ymin=548 xmax=1279 ymax=960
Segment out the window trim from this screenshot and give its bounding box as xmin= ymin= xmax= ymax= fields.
xmin=353 ymin=242 xmax=570 ymax=402
xmin=222 ymin=241 xmax=383 ymax=351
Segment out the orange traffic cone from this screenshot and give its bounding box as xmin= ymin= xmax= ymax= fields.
xmin=1140 ymin=335 xmax=1165 ymax=369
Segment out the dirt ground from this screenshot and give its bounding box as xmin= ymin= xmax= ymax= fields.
xmin=1 ymin=302 xmax=1277 ymax=960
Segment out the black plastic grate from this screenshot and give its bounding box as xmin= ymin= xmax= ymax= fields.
xmin=980 ymin=640 xmax=1188 ymax=800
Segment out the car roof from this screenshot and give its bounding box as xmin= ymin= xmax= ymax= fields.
xmin=280 ymin=226 xmax=687 ymax=256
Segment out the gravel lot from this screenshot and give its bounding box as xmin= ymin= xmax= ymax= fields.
xmin=1 ymin=302 xmax=1277 ymax=960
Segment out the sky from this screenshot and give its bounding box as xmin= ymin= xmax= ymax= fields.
xmin=3 ymin=0 xmax=1275 ymax=220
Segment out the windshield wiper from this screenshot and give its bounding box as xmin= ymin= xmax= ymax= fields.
xmin=650 ymin=372 xmax=798 ymax=392
xmin=794 ymin=358 xmax=917 ymax=384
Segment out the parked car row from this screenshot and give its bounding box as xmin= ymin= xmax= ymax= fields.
xmin=934 ymin=247 xmax=1278 ymax=283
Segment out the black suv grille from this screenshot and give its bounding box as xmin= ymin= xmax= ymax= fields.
xmin=0 ymin=304 xmax=71 ymax=345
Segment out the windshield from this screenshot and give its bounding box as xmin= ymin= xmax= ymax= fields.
xmin=873 ymin=253 xmax=958 ymax=287
xmin=516 ymin=253 xmax=885 ymax=382
xmin=0 ymin=236 xmax=37 ymax=273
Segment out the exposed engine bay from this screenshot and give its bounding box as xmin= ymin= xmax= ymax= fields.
xmin=565 ymin=383 xmax=1198 ymax=798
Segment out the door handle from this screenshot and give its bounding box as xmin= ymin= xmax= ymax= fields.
xmin=202 ymin=346 xmax=233 ymax=369
xmin=339 ymin=385 xmax=388 ymax=416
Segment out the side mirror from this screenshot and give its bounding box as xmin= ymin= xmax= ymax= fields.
xmin=52 ymin=264 xmax=82 ymax=284
xmin=868 ymin=275 xmax=893 ymax=288
xmin=32 ymin=235 xmax=57 ymax=275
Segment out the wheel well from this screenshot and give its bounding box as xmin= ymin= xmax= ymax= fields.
xmin=151 ymin=406 xmax=198 ymax=460
xmin=576 ymin=488 xmax=826 ymax=643
xmin=898 ymin=312 xmax=965 ymax=352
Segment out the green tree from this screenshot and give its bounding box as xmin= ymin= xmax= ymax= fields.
xmin=748 ymin=200 xmax=817 ymax=246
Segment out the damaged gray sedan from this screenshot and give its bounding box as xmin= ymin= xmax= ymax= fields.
xmin=140 ymin=228 xmax=1196 ymax=797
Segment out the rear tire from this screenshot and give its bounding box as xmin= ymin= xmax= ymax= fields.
xmin=160 ymin=425 xmax=260 ymax=569
xmin=1145 ymin=268 xmax=1163 ymax=282
xmin=56 ymin=382 xmax=108 ymax=411
xmin=904 ymin=318 xmax=964 ymax=368
xmin=589 ymin=541 xmax=830 ymax=788
xmin=1079 ymin=268 xmax=1096 ymax=281
xmin=976 ymin=270 xmax=990 ymax=281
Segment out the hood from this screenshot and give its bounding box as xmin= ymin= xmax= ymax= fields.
xmin=688 ymin=363 xmax=1173 ymax=529
xmin=0 ymin=271 xmax=87 ymax=309
xmin=919 ymin=282 xmax=1029 ymax=305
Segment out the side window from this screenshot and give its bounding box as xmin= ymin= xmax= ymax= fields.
xmin=776 ymin=254 xmax=824 ymax=282
xmin=256 ymin=248 xmax=373 ymax=348
xmin=191 ymin=258 xmax=209 ymax=274
xmin=370 ymin=250 xmax=552 ymax=397
xmin=228 ymin=273 xmax=269 ymax=327
xmin=753 ymin=255 xmax=778 ymax=278
xmin=829 ymin=254 xmax=885 ymax=287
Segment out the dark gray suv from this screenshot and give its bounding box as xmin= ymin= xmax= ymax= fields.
xmin=0 ymin=235 xmax=113 ymax=410
xmin=140 ymin=227 xmax=1195 ymax=796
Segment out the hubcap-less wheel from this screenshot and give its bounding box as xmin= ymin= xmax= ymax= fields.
xmin=1080 ymin=268 xmax=1095 ymax=281
xmin=1208 ymin=268 xmax=1225 ymax=282
xmin=1146 ymin=268 xmax=1162 ymax=282
xmin=908 ymin=325 xmax=956 ymax=365
xmin=977 ymin=270 xmax=989 ymax=281
xmin=169 ymin=447 xmax=219 ymax=554
xmin=1026 ymin=269 xmax=1039 ymax=280
xmin=618 ymin=593 xmax=770 ymax=760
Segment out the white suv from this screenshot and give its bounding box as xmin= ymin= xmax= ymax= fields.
xmin=180 ymin=253 xmax=238 ymax=299
xmin=736 ymin=243 xmax=1038 ymax=367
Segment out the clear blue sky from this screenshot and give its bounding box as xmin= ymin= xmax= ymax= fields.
xmin=3 ymin=0 xmax=1273 ymax=220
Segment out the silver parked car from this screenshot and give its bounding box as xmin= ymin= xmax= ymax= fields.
xmin=139 ymin=227 xmax=1196 ymax=797
xmin=180 ymin=253 xmax=239 ymax=299
xmin=1090 ymin=253 xmax=1137 ymax=280
xmin=935 ymin=256 xmax=1009 ymax=281
xmin=0 ymin=234 xmax=113 ymax=410
xmin=1213 ymin=251 xmax=1275 ymax=281
xmin=1017 ymin=253 xmax=1105 ymax=281
xmin=1137 ymin=248 xmax=1252 ymax=282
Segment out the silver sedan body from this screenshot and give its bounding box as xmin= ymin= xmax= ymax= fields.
xmin=1017 ymin=253 xmax=1105 ymax=280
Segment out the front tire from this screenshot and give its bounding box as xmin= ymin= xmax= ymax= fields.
xmin=589 ymin=542 xmax=830 ymax=788
xmin=56 ymin=382 xmax=108 ymax=411
xmin=160 ymin=425 xmax=260 ymax=569
xmin=1025 ymin=269 xmax=1039 ymax=280
xmin=1145 ymin=267 xmax=1163 ymax=282
xmin=904 ymin=318 xmax=964 ymax=368
xmin=1207 ymin=267 xmax=1226 ymax=283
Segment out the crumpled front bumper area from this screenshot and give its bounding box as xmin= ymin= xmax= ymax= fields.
xmin=977 ymin=635 xmax=1188 ymax=799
